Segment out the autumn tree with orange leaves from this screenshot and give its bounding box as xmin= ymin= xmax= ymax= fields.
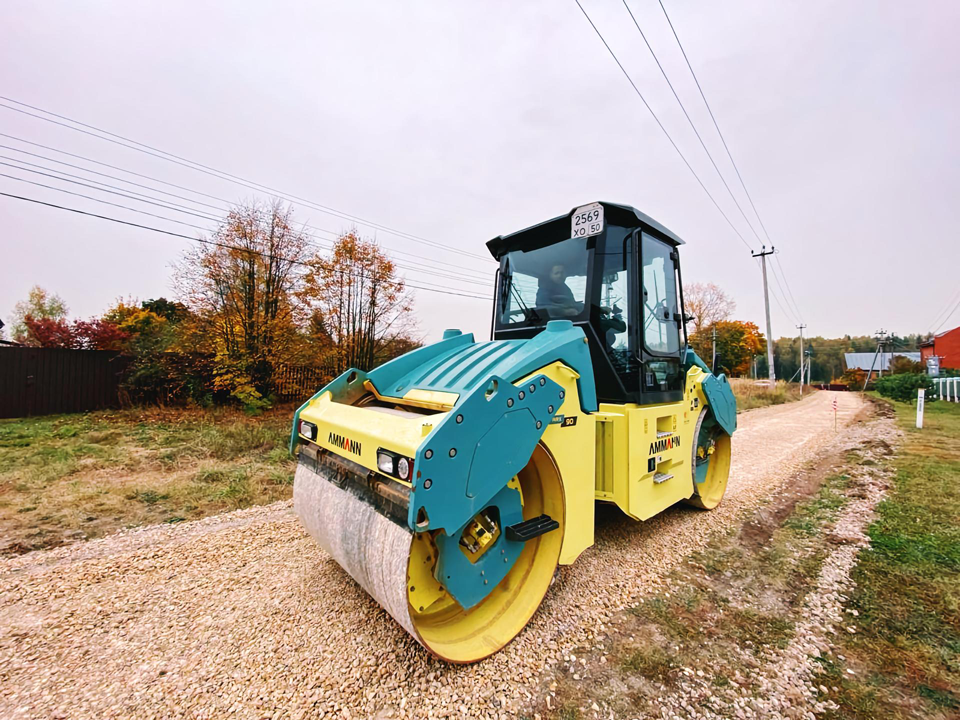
xmin=301 ymin=232 xmax=415 ymax=375
xmin=175 ymin=200 xmax=311 ymax=403
xmin=690 ymin=320 xmax=765 ymax=376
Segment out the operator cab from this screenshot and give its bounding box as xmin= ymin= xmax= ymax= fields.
xmin=487 ymin=202 xmax=687 ymax=405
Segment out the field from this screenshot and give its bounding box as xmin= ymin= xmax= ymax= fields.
xmin=0 ymin=382 xmax=809 ymax=557
xmin=0 ymin=407 xmax=295 ymax=555
xmin=729 ymin=377 xmax=809 ymax=410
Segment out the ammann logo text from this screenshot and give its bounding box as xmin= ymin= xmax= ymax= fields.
xmin=649 ymin=435 xmax=681 ymax=455
xmin=328 ymin=432 xmax=362 ymax=456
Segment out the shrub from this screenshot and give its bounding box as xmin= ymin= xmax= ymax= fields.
xmin=889 ymin=356 xmax=925 ymax=375
xmin=839 ymin=367 xmax=868 ymax=390
xmin=874 ymin=373 xmax=933 ymax=403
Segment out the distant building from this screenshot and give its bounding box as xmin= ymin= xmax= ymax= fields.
xmin=843 ymin=351 xmax=921 ymax=373
xmin=921 ymin=325 xmax=960 ymax=370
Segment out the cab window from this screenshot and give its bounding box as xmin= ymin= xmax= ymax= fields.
xmin=641 ymin=234 xmax=680 ymax=355
xmin=641 ymin=234 xmax=682 ymax=394
xmin=499 ymin=237 xmax=589 ymax=325
xmin=597 ymin=233 xmax=638 ymax=391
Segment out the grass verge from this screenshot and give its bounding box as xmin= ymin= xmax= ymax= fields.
xmin=814 ymin=398 xmax=960 ymax=719
xmin=0 ymin=406 xmax=295 ymax=555
xmin=539 ymin=406 xmax=891 ymax=719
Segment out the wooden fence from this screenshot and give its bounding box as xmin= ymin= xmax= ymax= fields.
xmin=0 ymin=347 xmax=131 ymax=419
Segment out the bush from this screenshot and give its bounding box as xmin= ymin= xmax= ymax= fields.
xmin=839 ymin=367 xmax=868 ymax=390
xmin=889 ymin=356 xmax=925 ymax=375
xmin=121 ymin=352 xmax=218 ymax=406
xmin=874 ymin=373 xmax=933 ymax=403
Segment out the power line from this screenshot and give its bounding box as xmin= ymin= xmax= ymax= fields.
xmin=773 ymin=252 xmax=803 ymax=323
xmin=0 ymin=97 xmax=493 ymax=262
xmin=647 ymin=0 xmax=808 ymax=327
xmin=647 ymin=0 xmax=808 ymax=326
xmin=0 ymin=159 xmax=223 ymax=223
xmin=769 ymin=272 xmax=799 ymax=325
xmin=656 ymin=0 xmax=774 ymax=247
xmin=0 ymin=171 xmax=222 ymax=233
xmin=0 ymin=143 xmax=231 ymax=213
xmin=933 ymin=294 xmax=960 ymax=334
xmin=929 ymin=286 xmax=960 ymax=332
xmin=0 ymin=132 xmax=234 ymax=204
xmin=0 ymin=190 xmax=491 ymax=301
xmin=620 ymin=0 xmax=763 ymax=245
xmin=572 ymin=0 xmax=755 ymax=253
xmin=0 ymin=135 xmax=493 ymax=282
xmin=0 ymin=167 xmax=492 ymax=288
xmin=751 ymin=254 xmax=796 ymax=326
xmin=758 ymin=255 xmax=798 ymax=325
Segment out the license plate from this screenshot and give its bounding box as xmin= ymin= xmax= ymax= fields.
xmin=571 ymin=202 xmax=604 ymax=238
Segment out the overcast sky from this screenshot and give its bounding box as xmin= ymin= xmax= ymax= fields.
xmin=2 ymin=0 xmax=958 ymax=344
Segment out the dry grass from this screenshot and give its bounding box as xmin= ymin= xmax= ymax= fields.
xmin=730 ymin=377 xmax=810 ymax=411
xmin=0 ymin=406 xmax=296 ymax=555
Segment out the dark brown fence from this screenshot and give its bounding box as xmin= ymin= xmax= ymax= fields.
xmin=273 ymin=363 xmax=335 ymax=401
xmin=0 ymin=347 xmax=131 ymax=419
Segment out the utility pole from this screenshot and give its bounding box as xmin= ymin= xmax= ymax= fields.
xmin=876 ymin=329 xmax=888 ymax=377
xmin=863 ymin=329 xmax=887 ymax=391
xmin=796 ymin=323 xmax=807 ymax=396
xmin=752 ymin=246 xmax=776 ymax=383
xmin=712 ymin=326 xmax=717 ymax=371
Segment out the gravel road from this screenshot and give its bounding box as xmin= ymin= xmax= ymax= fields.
xmin=0 ymin=391 xmax=863 ymax=720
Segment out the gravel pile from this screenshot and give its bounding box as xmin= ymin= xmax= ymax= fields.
xmin=0 ymin=392 xmax=863 ymax=719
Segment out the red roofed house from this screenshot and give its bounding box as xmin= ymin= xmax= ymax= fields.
xmin=921 ymin=325 xmax=960 ymax=370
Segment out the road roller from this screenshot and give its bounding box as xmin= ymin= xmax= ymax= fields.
xmin=291 ymin=202 xmax=737 ymax=663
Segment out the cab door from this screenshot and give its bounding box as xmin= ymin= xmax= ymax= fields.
xmin=639 ymin=233 xmax=684 ymax=404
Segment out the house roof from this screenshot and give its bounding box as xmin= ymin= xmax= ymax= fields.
xmin=843 ymin=351 xmax=921 ymax=372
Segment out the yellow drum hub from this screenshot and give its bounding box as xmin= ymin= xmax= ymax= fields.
xmin=407 ymin=444 xmax=565 ymax=663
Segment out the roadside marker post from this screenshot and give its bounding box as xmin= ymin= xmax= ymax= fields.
xmin=832 ymin=396 xmax=838 ymax=431
xmin=917 ymin=389 xmax=925 ymax=429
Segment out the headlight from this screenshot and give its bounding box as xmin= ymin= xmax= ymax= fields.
xmin=376 ymin=448 xmax=414 ymax=482
xmin=377 ymin=451 xmax=395 ymax=475
xmin=299 ymin=420 xmax=317 ymax=440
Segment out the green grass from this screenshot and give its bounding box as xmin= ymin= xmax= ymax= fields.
xmin=0 ymin=406 xmax=296 ymax=554
xmin=818 ymin=399 xmax=960 ymax=719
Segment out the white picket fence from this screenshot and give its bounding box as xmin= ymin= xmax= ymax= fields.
xmin=935 ymin=376 xmax=960 ymax=402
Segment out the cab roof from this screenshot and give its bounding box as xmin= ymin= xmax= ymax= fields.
xmin=485 ymin=201 xmax=685 ymax=260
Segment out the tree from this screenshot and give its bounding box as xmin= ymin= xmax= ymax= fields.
xmin=683 ymin=283 xmax=735 ymax=335
xmin=301 ymin=232 xmax=415 ymax=374
xmin=103 ymin=298 xmax=194 ymax=354
xmin=875 ymin=373 xmax=932 ymax=403
xmin=175 ymin=200 xmax=310 ymax=398
xmin=690 ymin=320 xmax=765 ymax=376
xmin=20 ymin=315 xmax=128 ymax=350
xmin=141 ymin=298 xmax=190 ymax=323
xmin=21 ymin=316 xmax=77 ymax=348
xmin=10 ymin=286 xmax=67 ymax=343
xmin=839 ymin=367 xmax=867 ymax=390
xmin=889 ymin=355 xmax=924 ymax=375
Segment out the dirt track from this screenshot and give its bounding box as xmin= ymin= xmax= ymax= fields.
xmin=0 ymin=391 xmax=863 ymax=720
